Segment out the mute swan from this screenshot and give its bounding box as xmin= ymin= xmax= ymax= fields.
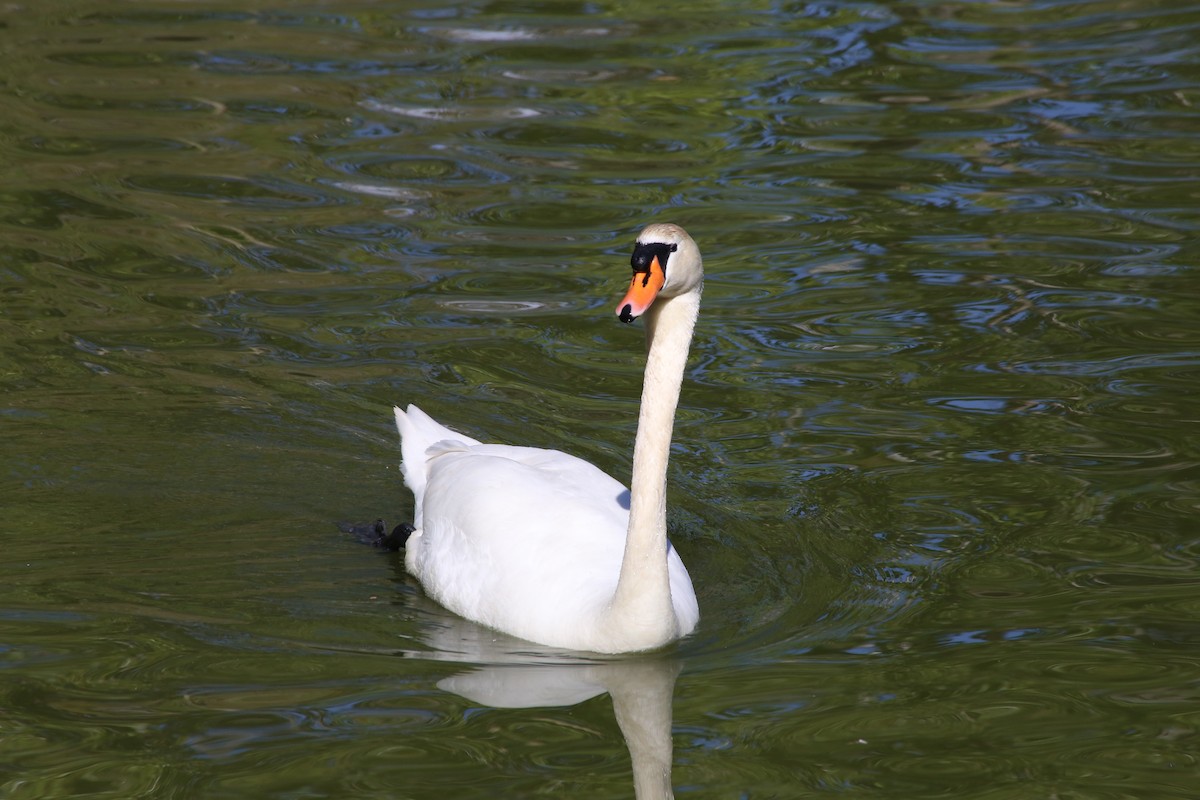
xmin=394 ymin=222 xmax=702 ymax=653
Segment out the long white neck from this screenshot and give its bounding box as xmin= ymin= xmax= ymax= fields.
xmin=604 ymin=290 xmax=699 ymax=650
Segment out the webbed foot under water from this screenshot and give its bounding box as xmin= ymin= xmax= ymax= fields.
xmin=342 ymin=519 xmax=414 ymax=551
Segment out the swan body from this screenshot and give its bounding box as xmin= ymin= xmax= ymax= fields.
xmin=395 ymin=223 xmax=703 ymax=654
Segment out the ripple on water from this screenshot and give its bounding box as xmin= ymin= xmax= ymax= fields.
xmin=325 ymin=181 xmax=431 ymax=204
xmin=439 ymin=299 xmax=562 ymax=314
xmin=330 ymin=151 xmax=508 ymax=186
xmin=453 ymin=199 xmax=637 ymax=233
xmin=360 ymin=98 xmax=545 ymax=122
xmin=417 ymin=24 xmax=619 ymax=43
xmin=501 ymin=67 xmax=620 ymax=83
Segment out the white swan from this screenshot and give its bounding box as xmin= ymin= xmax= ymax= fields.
xmin=394 ymin=222 xmax=702 ymax=653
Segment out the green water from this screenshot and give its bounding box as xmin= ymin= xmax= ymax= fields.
xmin=3 ymin=1 xmax=1199 ymax=797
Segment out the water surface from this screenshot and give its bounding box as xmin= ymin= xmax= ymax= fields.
xmin=3 ymin=1 xmax=1199 ymax=797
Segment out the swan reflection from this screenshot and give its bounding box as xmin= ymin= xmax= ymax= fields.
xmin=414 ymin=606 xmax=682 ymax=800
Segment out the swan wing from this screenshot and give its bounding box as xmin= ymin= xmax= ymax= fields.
xmin=410 ymin=439 xmax=630 ymax=649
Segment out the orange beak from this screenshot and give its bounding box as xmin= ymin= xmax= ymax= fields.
xmin=616 ymin=255 xmax=666 ymax=323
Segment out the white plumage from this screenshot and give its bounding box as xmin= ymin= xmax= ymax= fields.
xmin=395 ymin=223 xmax=703 ymax=654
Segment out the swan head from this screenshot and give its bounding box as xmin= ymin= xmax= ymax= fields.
xmin=616 ymin=223 xmax=702 ymax=323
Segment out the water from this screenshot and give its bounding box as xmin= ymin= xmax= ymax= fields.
xmin=3 ymin=0 xmax=1199 ymax=797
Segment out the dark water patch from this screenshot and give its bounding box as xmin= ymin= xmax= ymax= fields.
xmin=15 ymin=134 xmax=200 ymax=156
xmin=122 ymin=173 xmax=340 ymax=209
xmin=0 ymin=189 xmax=134 ymax=230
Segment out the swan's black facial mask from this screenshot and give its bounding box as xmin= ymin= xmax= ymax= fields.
xmin=630 ymin=241 xmax=677 ymax=283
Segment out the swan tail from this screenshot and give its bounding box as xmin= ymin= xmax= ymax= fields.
xmin=393 ymin=404 xmax=480 ymax=497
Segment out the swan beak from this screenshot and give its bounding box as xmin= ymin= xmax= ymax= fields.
xmin=616 ymin=255 xmax=666 ymax=323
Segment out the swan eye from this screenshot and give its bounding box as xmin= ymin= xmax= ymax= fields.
xmin=630 ymin=242 xmax=676 ymax=276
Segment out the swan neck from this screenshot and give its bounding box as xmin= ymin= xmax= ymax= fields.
xmin=606 ymin=291 xmax=699 ymax=648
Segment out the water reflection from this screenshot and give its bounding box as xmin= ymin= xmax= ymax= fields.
xmin=406 ymin=593 xmax=681 ymax=800
xmin=442 ymin=660 xmax=679 ymax=800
